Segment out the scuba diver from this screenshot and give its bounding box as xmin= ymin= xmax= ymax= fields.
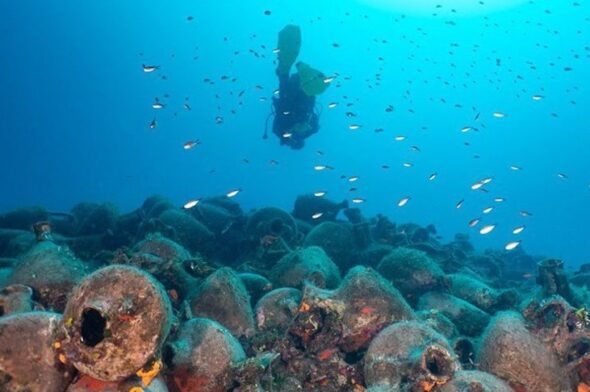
xmin=264 ymin=25 xmax=329 ymax=150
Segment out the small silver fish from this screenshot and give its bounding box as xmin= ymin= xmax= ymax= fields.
xmin=183 ymin=140 xmax=200 ymax=150
xmin=479 ymin=224 xmax=496 ymax=235
xmin=468 ymin=218 xmax=481 ymax=227
xmin=471 ymin=182 xmax=484 ymax=191
xmin=183 ymin=199 xmax=200 ymax=209
xmin=505 ymin=241 xmax=521 ymax=251
xmin=142 ymin=64 xmax=160 ymax=73
xmin=512 ymin=225 xmax=526 ymax=234
xmin=152 ymin=101 xmax=165 ymax=109
xmin=314 ymin=164 xmax=332 ymax=171
xmin=397 ymin=196 xmax=411 ymax=207
xmin=311 ymin=212 xmax=323 ymax=220
xmin=226 ymin=189 xmax=241 ymax=198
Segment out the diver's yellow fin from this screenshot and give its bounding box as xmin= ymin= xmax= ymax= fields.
xmin=277 ymin=25 xmax=301 ymax=75
xmin=296 ymin=62 xmax=329 ymax=96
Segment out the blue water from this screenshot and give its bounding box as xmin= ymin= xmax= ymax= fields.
xmin=1 ymin=0 xmax=588 ymax=266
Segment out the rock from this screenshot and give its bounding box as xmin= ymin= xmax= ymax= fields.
xmin=9 ymin=241 xmax=87 ymax=311
xmin=521 ymin=294 xmax=590 ymax=382
xmin=356 ymin=243 xmax=394 ymax=269
xmin=201 ymin=195 xmax=243 ymax=216
xmin=134 ymin=233 xmax=191 ymax=261
xmin=366 ymin=386 xmax=396 ymax=392
xmin=273 ymin=377 xmax=303 ymax=392
xmin=332 ymin=266 xmax=415 ymax=352
xmin=61 ymin=265 xmax=173 ymax=381
xmin=0 ymin=229 xmax=36 ymax=258
xmin=537 ymin=258 xmax=578 ymax=306
xmin=461 ymin=254 xmax=501 ymax=281
xmin=397 ymin=223 xmax=433 ymax=245
xmin=0 ymin=312 xmax=74 ymax=391
xmin=189 ymin=267 xmax=255 ymax=338
xmin=0 ymin=270 xmax=10 ymax=290
xmin=303 ymin=222 xmax=355 ymax=268
xmin=246 ymin=207 xmax=299 ymax=246
xmin=130 ymin=235 xmax=201 ymax=301
xmin=417 ymin=292 xmax=490 ymax=337
xmin=343 ymin=208 xmax=371 ymax=249
xmin=364 ymin=320 xmax=460 ymax=391
xmin=101 ymin=210 xmax=143 ymax=250
xmin=31 ymin=221 xmax=54 ymax=245
xmin=165 ymin=318 xmax=246 ymax=392
xmin=448 ymin=273 xmax=518 ymax=313
xmin=280 ymin=265 xmax=415 ymax=388
xmin=477 ymin=311 xmax=573 ymax=391
xmin=158 ymin=209 xmax=214 ymax=254
xmin=450 ymin=233 xmax=474 ymax=254
xmin=496 ymin=248 xmax=539 ymax=281
xmin=416 ymin=310 xmax=459 ymax=340
xmin=189 ymin=199 xmax=238 ymax=234
xmin=127 ymin=251 xmax=198 ymax=303
xmin=436 ymin=370 xmax=512 ymax=392
xmin=134 ymin=197 xmax=176 ymax=241
xmin=243 ymin=207 xmax=298 ymax=266
xmin=239 ymin=272 xmax=273 ymax=305
xmin=254 ymin=287 xmax=301 ymax=332
xmin=0 ymin=206 xmax=49 ymax=230
xmin=66 ymin=374 xmax=168 ymax=392
xmin=409 ymin=241 xmax=450 ymax=263
xmin=571 ymin=272 xmax=590 ymax=289
xmin=452 ymin=336 xmax=477 ymax=369
xmin=377 ymin=247 xmax=447 ymax=304
xmin=269 ymin=246 xmax=341 ymax=289
xmin=294 ymin=218 xmax=313 ymax=238
xmin=0 ymin=284 xmax=36 ymax=316
xmin=371 ymin=214 xmax=399 ymax=246
xmin=71 ymin=202 xmax=118 ymax=236
xmin=0 ymin=258 xmax=15 ymax=289
xmin=141 ymin=195 xmax=175 ymax=220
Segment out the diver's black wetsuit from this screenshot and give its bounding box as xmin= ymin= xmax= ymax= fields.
xmin=272 ymin=72 xmax=319 ymax=149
